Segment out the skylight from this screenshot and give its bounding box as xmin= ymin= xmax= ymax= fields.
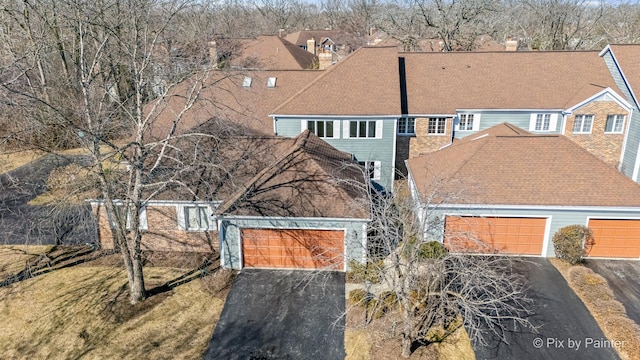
xmin=267 ymin=77 xmax=277 ymax=88
xmin=242 ymin=76 xmax=252 ymax=87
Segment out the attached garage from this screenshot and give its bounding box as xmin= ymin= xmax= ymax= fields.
xmin=588 ymin=219 xmax=640 ymax=258
xmin=444 ymin=216 xmax=547 ymax=255
xmin=241 ymin=229 xmax=345 ymax=270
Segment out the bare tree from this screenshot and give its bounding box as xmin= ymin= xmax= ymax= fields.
xmin=512 ymin=0 xmax=606 ymax=50
xmin=347 ymin=180 xmax=536 ymax=357
xmin=0 ymin=0 xmax=219 ymax=304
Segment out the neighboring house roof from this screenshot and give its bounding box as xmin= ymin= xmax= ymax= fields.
xmin=284 ymin=30 xmax=346 ymax=47
xmin=603 ymin=44 xmax=640 ymax=107
xmin=147 ymin=69 xmax=322 ymax=139
xmin=272 ymin=46 xmax=402 ymax=116
xmin=216 ymin=130 xmax=369 ymax=219
xmin=231 ymin=36 xmax=318 ymax=70
xmin=402 ymin=50 xmax=622 ymax=114
xmin=407 ymin=123 xmax=640 ymax=207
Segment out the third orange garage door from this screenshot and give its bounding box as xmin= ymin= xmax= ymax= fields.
xmin=241 ymin=229 xmax=345 ymax=270
xmin=587 ymin=219 xmax=640 ymax=258
xmin=445 ymin=216 xmax=546 ymax=255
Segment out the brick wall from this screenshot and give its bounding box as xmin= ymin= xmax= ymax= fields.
xmin=92 ymin=203 xmax=217 ymax=253
xmin=409 ymin=117 xmax=454 ymax=158
xmin=565 ymin=101 xmax=628 ymax=168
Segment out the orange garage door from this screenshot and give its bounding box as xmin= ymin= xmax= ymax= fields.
xmin=241 ymin=229 xmax=345 ymax=269
xmin=445 ymin=216 xmax=546 ymax=255
xmin=588 ymin=219 xmax=640 ymax=258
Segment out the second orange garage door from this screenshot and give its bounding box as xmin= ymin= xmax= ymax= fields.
xmin=241 ymin=229 xmax=345 ymax=270
xmin=445 ymin=216 xmax=546 ymax=255
xmin=587 ymin=219 xmax=640 ymax=258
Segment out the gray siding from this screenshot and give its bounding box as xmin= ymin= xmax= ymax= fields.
xmin=454 ymin=111 xmax=564 ymax=139
xmin=219 ymin=217 xmax=368 ymax=270
xmin=603 ymin=52 xmax=640 ymax=179
xmin=425 ymin=206 xmax=640 ymax=257
xmin=274 ymin=117 xmax=397 ymax=190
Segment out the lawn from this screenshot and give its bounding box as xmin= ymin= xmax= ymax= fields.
xmin=0 ymin=247 xmax=231 ymax=360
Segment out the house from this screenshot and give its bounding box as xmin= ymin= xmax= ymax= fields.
xmin=91 ymin=129 xmax=371 ymax=270
xmin=406 ymin=123 xmax=640 ymax=259
xmin=599 ymin=44 xmax=640 ymax=182
xmin=284 ymin=29 xmax=356 ymax=68
xmin=271 ymin=47 xmax=402 ymax=191
xmin=270 ymin=45 xmax=640 ymax=188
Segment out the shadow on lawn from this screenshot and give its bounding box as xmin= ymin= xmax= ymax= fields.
xmin=0 ymin=245 xmax=103 ymax=287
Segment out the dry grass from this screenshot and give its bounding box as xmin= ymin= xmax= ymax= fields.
xmin=0 ymin=246 xmax=54 ymax=279
xmin=550 ymin=258 xmax=640 ymax=360
xmin=0 ymin=252 xmax=229 ymax=360
xmin=345 ymin=304 xmax=475 ymax=359
xmin=0 ymin=150 xmax=44 ymax=173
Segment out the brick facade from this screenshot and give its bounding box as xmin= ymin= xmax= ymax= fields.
xmin=409 ymin=117 xmax=454 ymax=158
xmin=566 ymin=101 xmax=628 ymax=168
xmin=92 ymin=203 xmax=217 ymax=253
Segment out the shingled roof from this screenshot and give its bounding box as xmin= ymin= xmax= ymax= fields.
xmin=215 ymin=130 xmax=370 ymax=219
xmin=402 ymin=50 xmax=622 ymax=114
xmin=271 ymin=46 xmax=402 ymax=116
xmin=147 ymin=69 xmax=322 ymax=139
xmin=407 ymin=123 xmax=640 ymax=207
xmin=232 ymin=36 xmax=318 ymax=70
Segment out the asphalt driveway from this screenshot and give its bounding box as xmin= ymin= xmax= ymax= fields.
xmin=474 ymin=258 xmax=619 ymax=360
xmin=585 ymin=259 xmax=640 ymax=326
xmin=203 ymin=269 xmax=345 ymax=360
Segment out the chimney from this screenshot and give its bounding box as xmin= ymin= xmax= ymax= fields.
xmin=318 ymin=52 xmax=332 ymax=70
xmin=278 ymin=28 xmax=285 ymax=38
xmin=208 ymin=41 xmax=218 ymax=67
xmin=505 ymin=37 xmax=518 ymax=52
xmin=307 ymin=37 xmax=316 ymax=55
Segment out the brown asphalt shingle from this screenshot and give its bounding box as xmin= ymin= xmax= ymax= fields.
xmin=407 ymin=123 xmax=640 ymax=207
xmin=234 ymin=36 xmax=318 ymax=70
xmin=215 ymin=130 xmax=370 ymax=219
xmin=272 ymin=46 xmax=402 ymax=116
xmin=147 ymin=69 xmax=322 ymax=140
xmin=403 ymin=50 xmax=622 ymax=114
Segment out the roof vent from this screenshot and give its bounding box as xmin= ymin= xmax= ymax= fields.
xmin=242 ymin=76 xmax=252 ymax=87
xmin=267 ymin=77 xmax=277 ymax=88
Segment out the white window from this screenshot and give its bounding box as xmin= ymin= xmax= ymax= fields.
xmin=573 ymin=114 xmax=594 ymax=133
xmin=110 ymin=205 xmax=148 ymax=231
xmin=242 ymin=76 xmax=252 ymax=87
xmin=267 ymin=77 xmax=277 ymax=88
xmin=428 ymin=117 xmax=446 ymax=135
xmin=398 ymin=117 xmax=415 ymax=135
xmin=178 ymin=205 xmax=216 ymax=231
xmin=529 ymin=113 xmax=557 ymax=132
xmin=343 ymin=120 xmax=382 ymax=139
xmin=458 ymin=114 xmax=479 ymax=131
xmin=307 ymin=120 xmax=335 ymax=138
xmin=358 ymin=161 xmax=381 ymax=180
xmin=605 ymin=114 xmax=625 ymax=133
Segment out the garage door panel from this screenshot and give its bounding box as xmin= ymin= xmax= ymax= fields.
xmin=242 ymin=229 xmax=344 ymax=269
xmin=588 ymin=219 xmax=640 ymax=258
xmin=445 ymin=216 xmax=545 ymax=255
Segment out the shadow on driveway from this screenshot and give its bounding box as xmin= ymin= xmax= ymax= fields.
xmin=585 ymin=259 xmax=640 ymax=326
xmin=203 ymin=269 xmax=345 ymax=360
xmin=474 ymin=258 xmax=620 ymax=360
